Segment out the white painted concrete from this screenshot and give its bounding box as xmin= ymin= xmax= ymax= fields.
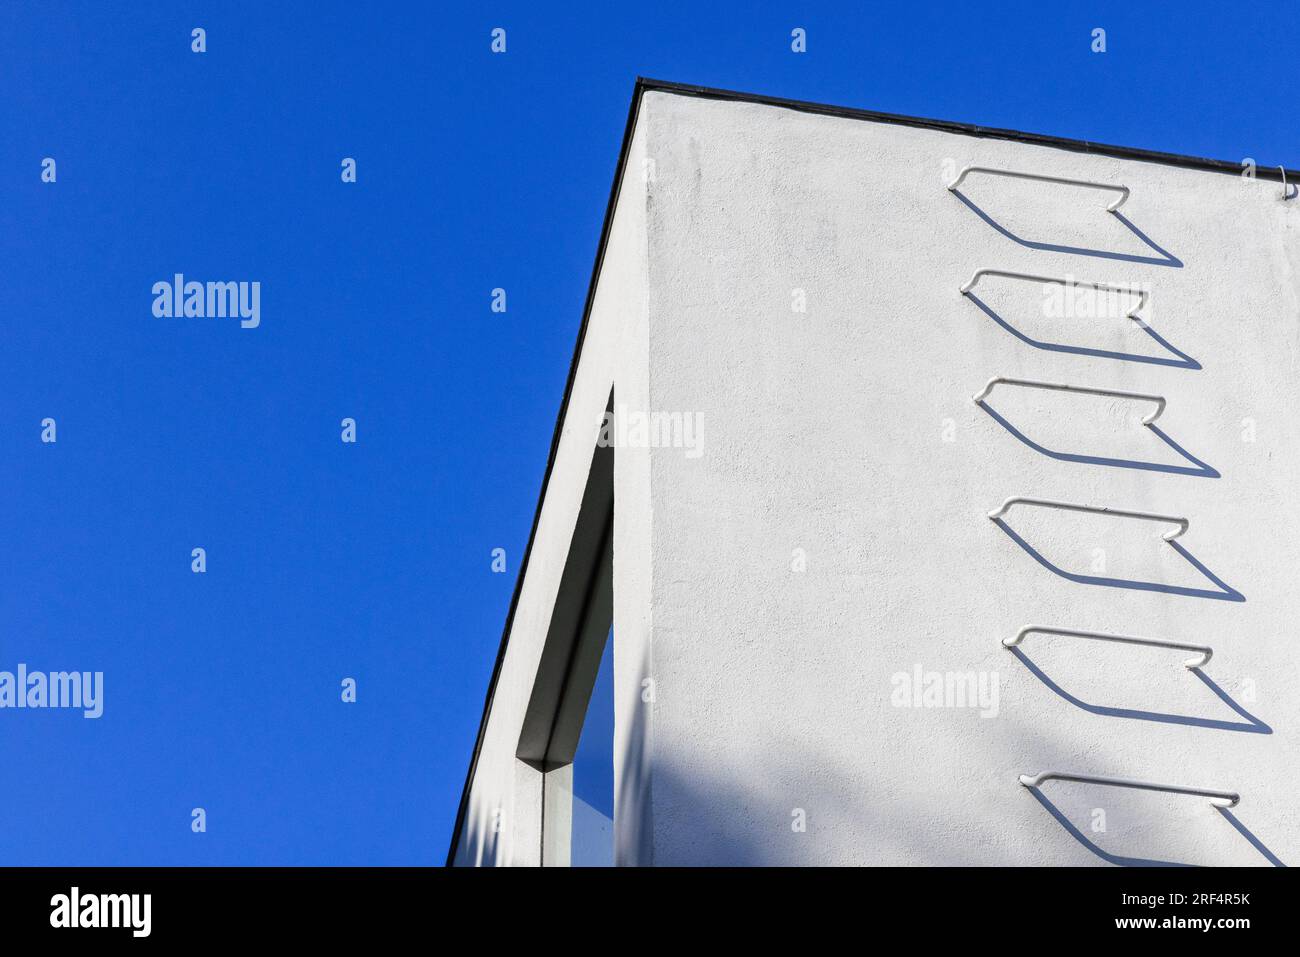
xmin=455 ymin=88 xmax=1300 ymax=866
xmin=451 ymin=115 xmax=654 ymax=867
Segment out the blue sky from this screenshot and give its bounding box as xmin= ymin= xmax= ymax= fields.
xmin=0 ymin=2 xmax=1292 ymax=865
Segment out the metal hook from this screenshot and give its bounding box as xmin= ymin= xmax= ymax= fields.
xmin=986 ymin=496 xmax=1189 ymax=542
xmin=972 ymin=376 xmax=1167 ymax=426
xmin=959 ymin=269 xmax=1148 ymax=323
xmin=1020 ymin=771 xmax=1239 ymax=809
xmin=1004 ymin=625 xmax=1213 ymax=669
xmin=947 ymin=165 xmax=1130 ymax=212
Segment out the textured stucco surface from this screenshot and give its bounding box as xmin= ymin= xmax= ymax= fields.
xmin=456 ymin=89 xmax=1300 ymax=866
xmin=641 ymin=91 xmax=1298 ymax=866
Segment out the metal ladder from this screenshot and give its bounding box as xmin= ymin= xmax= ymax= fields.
xmin=948 ymin=166 xmax=1241 ymax=827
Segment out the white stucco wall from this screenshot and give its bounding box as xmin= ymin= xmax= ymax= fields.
xmin=640 ymin=91 xmax=1298 ymax=866
xmin=455 ymin=87 xmax=1299 ymax=866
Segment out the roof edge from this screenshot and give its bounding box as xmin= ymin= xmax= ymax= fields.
xmin=636 ymin=77 xmax=1298 ymax=179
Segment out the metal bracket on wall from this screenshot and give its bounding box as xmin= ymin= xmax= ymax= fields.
xmin=1019 ymin=771 xmax=1239 ymax=808
xmin=959 ymin=269 xmax=1148 ymax=321
xmin=973 ymin=376 xmax=1166 ymax=426
xmin=946 ymin=165 xmax=1131 ymax=212
xmin=1004 ymin=625 xmax=1213 ymax=669
xmin=987 ymin=496 xmax=1189 ymax=542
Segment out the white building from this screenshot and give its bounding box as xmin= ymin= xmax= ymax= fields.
xmin=449 ymin=79 xmax=1299 ymax=867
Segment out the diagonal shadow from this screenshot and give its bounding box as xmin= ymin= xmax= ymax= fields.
xmin=1027 ymin=788 xmax=1194 ymax=867
xmin=952 ymin=190 xmax=1183 ymax=267
xmin=991 ymin=518 xmax=1245 ymax=602
xmin=966 ymin=292 xmax=1201 ymax=369
xmin=978 ymin=402 xmax=1219 ymax=478
xmin=1009 ymin=647 xmax=1270 ymax=733
xmin=1216 ymin=808 xmax=1287 ymax=867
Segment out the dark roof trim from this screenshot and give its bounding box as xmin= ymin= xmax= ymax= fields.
xmin=639 ymin=77 xmax=1298 ymax=179
xmin=446 ymin=77 xmax=1294 ymax=866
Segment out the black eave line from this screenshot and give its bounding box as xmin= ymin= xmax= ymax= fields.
xmin=637 ymin=77 xmax=1299 ymax=179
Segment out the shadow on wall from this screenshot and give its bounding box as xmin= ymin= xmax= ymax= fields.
xmin=1028 ymin=787 xmax=1192 ymax=867
xmin=1009 ymin=647 xmax=1271 ymax=734
xmin=458 ymin=795 xmax=503 ymax=867
xmin=453 ymin=632 xmax=1277 ymax=867
xmin=951 ymin=191 xmax=1183 ymax=267
xmin=1028 ymin=789 xmax=1285 ymax=867
xmin=452 ymin=719 xmax=1286 ymax=867
xmin=624 ymin=734 xmax=1290 ymax=867
xmin=991 ymin=518 xmax=1245 ymax=602
xmin=615 ymin=649 xmax=652 ymax=868
xmin=966 ymin=293 xmax=1200 ymax=370
xmin=977 ymin=402 xmax=1219 ymax=478
xmin=1217 ymin=807 xmax=1288 ymax=867
xmin=618 ymin=749 xmax=978 ymax=867
xmin=614 ymin=681 xmax=1286 ymax=866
